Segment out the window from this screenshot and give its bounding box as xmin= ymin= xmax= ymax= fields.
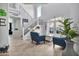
xmin=37 ymin=5 xmax=42 ymax=18
xmin=49 ymin=21 xmax=54 ymax=33
xmin=49 ymin=17 xmax=64 ymax=33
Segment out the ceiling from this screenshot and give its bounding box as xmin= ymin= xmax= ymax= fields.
xmin=24 ymin=3 xmax=48 ymax=6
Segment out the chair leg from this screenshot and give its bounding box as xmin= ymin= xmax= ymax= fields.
xmin=36 ymin=42 xmax=40 ymax=45
xmin=44 ymin=41 xmax=45 ymax=44
xmin=32 ymin=40 xmax=33 ymax=43
xmin=53 ymin=44 xmax=55 ymax=48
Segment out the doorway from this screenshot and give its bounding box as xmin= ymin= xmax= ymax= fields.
xmin=9 ymin=17 xmax=22 ymax=39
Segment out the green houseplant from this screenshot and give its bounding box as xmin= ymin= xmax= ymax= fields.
xmin=58 ymin=18 xmax=78 ymax=55
xmin=0 ymin=9 xmax=7 ymax=16
xmin=58 ymin=18 xmax=77 ymax=41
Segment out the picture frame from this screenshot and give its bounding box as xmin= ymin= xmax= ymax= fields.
xmin=0 ymin=18 xmax=6 ymax=26
xmin=23 ymin=18 xmax=28 ymax=22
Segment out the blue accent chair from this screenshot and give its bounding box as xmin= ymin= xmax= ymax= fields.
xmin=30 ymin=32 xmax=45 ymax=45
xmin=53 ymin=37 xmax=66 ymax=49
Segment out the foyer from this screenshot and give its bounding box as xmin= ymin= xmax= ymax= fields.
xmin=0 ymin=3 xmax=79 ymax=56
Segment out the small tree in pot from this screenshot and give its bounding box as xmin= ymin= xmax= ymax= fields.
xmin=58 ymin=18 xmax=78 ymax=55
xmin=58 ymin=18 xmax=77 ymax=41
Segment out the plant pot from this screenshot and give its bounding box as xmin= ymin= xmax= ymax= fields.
xmin=73 ymin=43 xmax=79 ymax=55
xmin=62 ymin=40 xmax=78 ymax=56
xmin=72 ymin=36 xmax=79 ymax=55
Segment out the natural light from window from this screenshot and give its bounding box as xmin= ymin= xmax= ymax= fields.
xmin=37 ymin=5 xmax=41 ymax=18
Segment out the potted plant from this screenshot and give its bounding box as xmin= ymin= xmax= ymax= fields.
xmin=58 ymin=18 xmax=77 ymax=41
xmin=58 ymin=18 xmax=78 ymax=55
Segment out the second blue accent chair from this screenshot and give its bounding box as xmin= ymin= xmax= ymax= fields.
xmin=53 ymin=37 xmax=66 ymax=50
xmin=30 ymin=32 xmax=45 ymax=45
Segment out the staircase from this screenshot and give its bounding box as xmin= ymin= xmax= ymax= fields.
xmin=24 ymin=20 xmax=37 ymax=35
xmin=19 ymin=4 xmax=38 ymax=40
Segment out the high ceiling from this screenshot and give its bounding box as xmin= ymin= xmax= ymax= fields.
xmin=24 ymin=3 xmax=48 ymax=6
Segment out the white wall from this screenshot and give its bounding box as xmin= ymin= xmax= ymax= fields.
xmin=40 ymin=3 xmax=70 ymax=20
xmin=70 ymin=3 xmax=79 ymax=32
xmin=0 ymin=3 xmax=9 ymax=47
